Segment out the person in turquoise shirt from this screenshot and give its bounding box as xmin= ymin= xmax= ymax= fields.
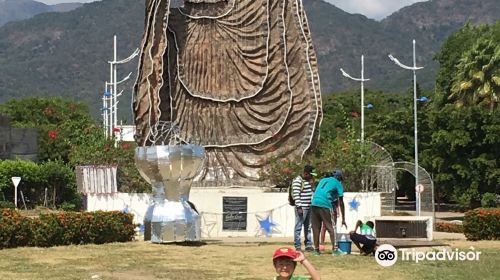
xmin=310 ymin=170 xmax=347 ymax=256
xmin=272 ymin=247 xmax=320 ymax=280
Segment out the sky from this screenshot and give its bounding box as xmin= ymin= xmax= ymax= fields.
xmin=37 ymin=0 xmax=428 ymax=20
xmin=325 ymin=0 xmax=428 ymax=20
xmin=38 ymin=0 xmax=97 ymax=5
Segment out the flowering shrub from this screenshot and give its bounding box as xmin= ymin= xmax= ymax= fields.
xmin=1 ymin=97 xmax=149 ymax=193
xmin=259 ymin=157 xmax=304 ymax=189
xmin=69 ymin=126 xmax=150 ymax=193
xmin=0 ymin=209 xmax=135 ymax=249
xmin=463 ymin=208 xmax=500 ymax=241
xmin=0 ymin=209 xmax=32 ymax=248
xmin=259 ymin=138 xmax=379 ymax=192
xmin=434 ymin=221 xmax=463 ymax=233
xmin=47 ymin=130 xmax=58 ymax=140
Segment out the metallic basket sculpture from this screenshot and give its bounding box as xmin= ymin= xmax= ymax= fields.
xmin=135 ymin=122 xmax=205 ymax=243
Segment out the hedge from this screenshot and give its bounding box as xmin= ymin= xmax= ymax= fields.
xmin=0 ymin=209 xmax=32 ymax=248
xmin=0 ymin=160 xmax=80 ymax=209
xmin=463 ymin=208 xmax=500 ymax=241
xmin=0 ymin=209 xmax=135 ymax=249
xmin=435 ymin=221 xmax=463 ymax=233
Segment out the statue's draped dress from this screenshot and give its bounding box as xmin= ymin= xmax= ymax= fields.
xmin=134 ymin=0 xmax=322 ymax=185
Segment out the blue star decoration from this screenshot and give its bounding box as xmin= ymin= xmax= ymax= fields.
xmin=256 ymin=214 xmax=279 ymax=237
xmin=349 ymin=198 xmax=360 ymax=210
xmin=201 ymin=213 xmax=218 ymax=238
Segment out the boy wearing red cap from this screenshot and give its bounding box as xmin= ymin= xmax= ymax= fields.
xmin=272 ymin=247 xmax=320 ymax=280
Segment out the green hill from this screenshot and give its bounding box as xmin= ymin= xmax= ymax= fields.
xmin=0 ymin=0 xmax=83 ymax=27
xmin=0 ymin=0 xmax=144 ymax=119
xmin=0 ymin=0 xmax=52 ymax=27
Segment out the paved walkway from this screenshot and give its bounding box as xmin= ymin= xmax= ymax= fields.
xmin=394 ymin=199 xmax=466 ymax=222
xmin=433 ymin=231 xmax=466 ymax=240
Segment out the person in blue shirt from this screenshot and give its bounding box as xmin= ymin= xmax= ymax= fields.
xmin=310 ymin=169 xmax=347 ymax=256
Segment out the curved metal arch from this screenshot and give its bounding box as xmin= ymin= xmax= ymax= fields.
xmin=354 ymin=141 xmax=434 ymax=217
xmin=361 ymin=141 xmax=398 ymax=193
xmin=364 ymin=140 xmax=394 ymax=164
xmin=392 ymin=161 xmax=435 ymax=215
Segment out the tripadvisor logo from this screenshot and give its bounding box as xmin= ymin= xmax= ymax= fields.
xmin=375 ymin=244 xmax=398 ymax=267
xmin=375 ymin=244 xmax=482 ymax=267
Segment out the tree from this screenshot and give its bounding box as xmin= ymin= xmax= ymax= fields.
xmin=69 ymin=126 xmax=149 ymax=193
xmin=449 ymin=37 xmax=499 ymax=110
xmin=434 ymin=21 xmax=500 ymax=110
xmin=425 ymin=105 xmax=500 ymax=208
xmin=428 ymin=21 xmax=500 ymax=208
xmin=433 ymin=23 xmax=489 ymax=107
xmin=321 ymin=89 xmax=413 ymax=143
xmin=0 ymin=97 xmax=95 ymax=162
xmin=0 ymin=97 xmax=149 ymax=193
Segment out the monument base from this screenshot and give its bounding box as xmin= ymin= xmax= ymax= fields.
xmin=144 ymin=201 xmax=201 ymax=243
xmin=374 ymin=216 xmax=433 ymax=241
xmin=86 ymin=189 xmax=382 ymax=238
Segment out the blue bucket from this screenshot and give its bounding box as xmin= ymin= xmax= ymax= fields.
xmin=337 ymin=240 xmax=352 ymax=254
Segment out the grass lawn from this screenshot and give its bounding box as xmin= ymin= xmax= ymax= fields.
xmin=0 ymin=239 xmax=498 ymax=280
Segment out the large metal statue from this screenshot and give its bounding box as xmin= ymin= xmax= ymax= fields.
xmin=135 ymin=122 xmax=205 ymax=243
xmin=134 ymin=0 xmax=322 ymax=185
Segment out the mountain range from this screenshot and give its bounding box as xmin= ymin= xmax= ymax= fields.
xmin=0 ymin=0 xmax=82 ymax=27
xmin=0 ymin=0 xmax=498 ymax=119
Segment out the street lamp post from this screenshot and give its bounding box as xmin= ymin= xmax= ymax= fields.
xmin=103 ymin=73 xmax=134 ymax=138
xmin=340 ymin=55 xmax=371 ymax=143
xmin=388 ymin=39 xmax=425 ymax=216
xmin=103 ymin=35 xmax=139 ymax=142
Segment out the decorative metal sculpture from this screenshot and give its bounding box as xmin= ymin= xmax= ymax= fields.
xmin=134 ymin=0 xmax=322 ymax=185
xmin=135 ymin=122 xmax=205 ymax=243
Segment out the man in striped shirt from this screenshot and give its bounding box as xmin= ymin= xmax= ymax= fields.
xmin=292 ymin=165 xmax=317 ymax=252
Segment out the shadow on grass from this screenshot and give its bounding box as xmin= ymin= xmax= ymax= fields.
xmin=161 ymin=241 xmax=208 ymax=247
xmin=439 ymin=216 xmax=464 ymax=221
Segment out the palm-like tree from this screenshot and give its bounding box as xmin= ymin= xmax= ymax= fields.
xmin=449 ymin=38 xmax=499 ymax=111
